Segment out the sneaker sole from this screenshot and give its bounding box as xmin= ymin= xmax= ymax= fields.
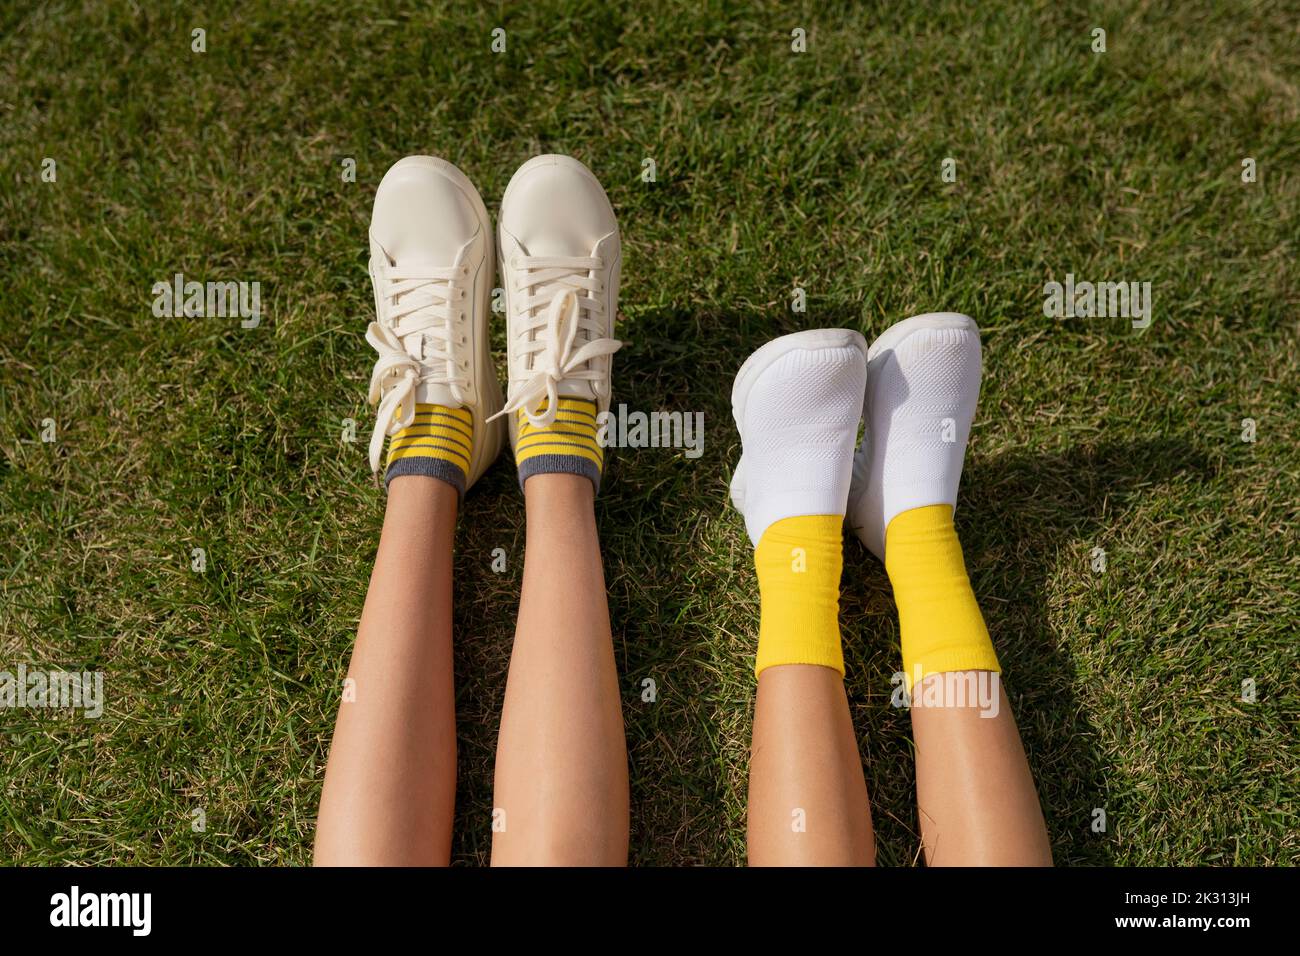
xmin=866 ymin=311 xmax=978 ymax=365
xmin=731 ymin=327 xmax=868 ymax=427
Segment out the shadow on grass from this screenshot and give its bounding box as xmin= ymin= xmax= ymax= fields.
xmin=446 ymin=307 xmax=754 ymax=865
xmin=444 ymin=305 xmax=1215 ymax=866
xmin=446 ymin=463 xmax=524 ymax=866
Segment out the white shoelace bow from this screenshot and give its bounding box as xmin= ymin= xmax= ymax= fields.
xmin=489 ymin=255 xmax=621 ymax=429
xmin=367 ymin=263 xmax=467 ymax=475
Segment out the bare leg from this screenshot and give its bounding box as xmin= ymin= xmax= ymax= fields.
xmin=747 ymin=664 xmax=875 ymax=865
xmin=490 ymin=474 xmax=628 ymax=865
xmin=314 ymin=476 xmax=458 ymax=866
xmin=911 ymin=673 xmax=1051 ymax=865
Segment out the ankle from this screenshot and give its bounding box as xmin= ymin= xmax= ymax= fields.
xmin=524 ymin=473 xmax=597 ymax=529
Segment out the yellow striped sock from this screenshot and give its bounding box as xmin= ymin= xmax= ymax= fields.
xmin=514 ymin=396 xmax=604 ymax=492
xmin=885 ymin=504 xmax=1001 ymax=690
xmin=754 ymin=514 xmax=845 ymax=677
xmin=385 ymin=403 xmax=474 ymax=495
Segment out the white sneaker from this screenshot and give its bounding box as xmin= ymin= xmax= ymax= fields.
xmin=492 ymin=155 xmax=622 ymax=477
xmin=846 ymin=312 xmax=982 ymax=560
xmin=365 ymin=156 xmax=504 ymax=489
xmin=729 ymin=329 xmax=869 ymax=546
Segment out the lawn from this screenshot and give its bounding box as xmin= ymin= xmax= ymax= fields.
xmin=1 ymin=0 xmax=1296 ymax=865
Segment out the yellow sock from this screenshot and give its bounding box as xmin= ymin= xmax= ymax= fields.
xmin=514 ymin=397 xmax=604 ymax=492
xmin=385 ymin=403 xmax=474 ymax=494
xmin=885 ymin=504 xmax=1000 ymax=690
xmin=754 ymin=514 xmax=844 ymax=677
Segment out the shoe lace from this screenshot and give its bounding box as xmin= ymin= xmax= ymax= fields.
xmin=366 ymin=262 xmax=468 ymax=475
xmin=489 ymin=255 xmax=621 ymax=429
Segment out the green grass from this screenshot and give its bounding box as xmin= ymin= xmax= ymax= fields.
xmin=1 ymin=0 xmax=1297 ymax=865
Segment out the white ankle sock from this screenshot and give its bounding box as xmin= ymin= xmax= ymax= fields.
xmin=730 ymin=329 xmax=868 ymax=546
xmin=848 ymin=313 xmax=982 ymax=560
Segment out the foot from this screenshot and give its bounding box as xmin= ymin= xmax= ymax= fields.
xmin=846 ymin=312 xmax=982 ymax=560
xmin=493 ymin=155 xmax=622 ymax=492
xmin=365 ymin=156 xmax=505 ymax=493
xmin=729 ymin=329 xmax=868 ymax=546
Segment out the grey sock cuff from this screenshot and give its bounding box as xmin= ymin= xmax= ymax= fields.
xmin=384 ymin=457 xmax=467 ymax=499
xmin=517 ymin=453 xmax=602 ymax=495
